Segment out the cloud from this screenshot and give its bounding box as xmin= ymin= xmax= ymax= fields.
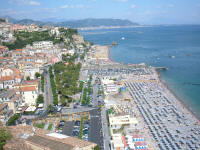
xmin=29 ymin=1 xmax=40 ymax=6
xmin=61 ymin=4 xmax=88 ymax=9
xmin=61 ymin=5 xmax=69 ymax=8
xmin=130 ymin=4 xmax=136 ymax=9
xmin=8 ymin=0 xmax=40 ymax=6
xmin=168 ymin=4 xmax=174 ymax=8
xmin=114 ymin=0 xmax=128 ymax=2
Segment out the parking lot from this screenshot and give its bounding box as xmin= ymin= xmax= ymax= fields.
xmin=60 ymin=108 xmax=104 ymax=148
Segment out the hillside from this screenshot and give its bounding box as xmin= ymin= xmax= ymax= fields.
xmin=1 ymin=16 xmax=139 ymax=28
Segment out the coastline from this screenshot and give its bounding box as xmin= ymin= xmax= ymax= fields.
xmin=156 ymin=69 xmax=200 ymax=120
xmin=107 ymin=45 xmax=199 ymax=121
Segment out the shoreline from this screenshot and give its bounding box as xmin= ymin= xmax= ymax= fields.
xmin=156 ymin=70 xmax=200 ymax=120
xmin=107 ymin=45 xmax=199 ymax=121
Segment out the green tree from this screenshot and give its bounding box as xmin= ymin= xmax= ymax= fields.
xmin=94 ymin=145 xmax=100 ymax=150
xmin=26 ymin=76 xmax=30 ymax=81
xmin=36 ymin=94 xmax=44 ymax=106
xmin=35 ymin=72 xmax=40 ymax=79
xmin=7 ymin=114 xmax=20 ymax=126
xmin=0 ymin=123 xmax=11 ymax=150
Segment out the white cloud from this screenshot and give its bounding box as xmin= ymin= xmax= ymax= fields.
xmin=29 ymin=1 xmax=40 ymax=6
xmin=168 ymin=4 xmax=174 ymax=8
xmin=61 ymin=5 xmax=69 ymax=8
xmin=61 ymin=4 xmax=88 ymax=9
xmin=8 ymin=0 xmax=40 ymax=6
xmin=130 ymin=4 xmax=136 ymax=9
xmin=114 ymin=0 xmax=128 ymax=2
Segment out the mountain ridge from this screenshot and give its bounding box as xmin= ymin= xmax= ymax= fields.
xmin=0 ymin=16 xmax=139 ymax=28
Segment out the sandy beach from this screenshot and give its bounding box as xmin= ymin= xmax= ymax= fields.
xmin=154 ymin=68 xmax=200 ymax=121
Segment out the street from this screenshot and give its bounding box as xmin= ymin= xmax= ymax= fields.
xmin=43 ymin=66 xmax=53 ymax=110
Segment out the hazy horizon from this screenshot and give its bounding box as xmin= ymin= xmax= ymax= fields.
xmin=1 ymin=0 xmax=200 ymax=25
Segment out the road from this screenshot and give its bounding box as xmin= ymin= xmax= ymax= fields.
xmin=61 ymin=106 xmax=96 ymax=114
xmin=43 ymin=66 xmax=53 ymax=110
xmin=101 ymin=107 xmax=110 ymax=150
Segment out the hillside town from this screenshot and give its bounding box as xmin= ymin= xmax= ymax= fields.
xmin=0 ymin=18 xmax=200 ymax=150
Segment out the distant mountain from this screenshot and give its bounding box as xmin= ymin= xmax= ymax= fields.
xmin=57 ymin=18 xmax=139 ymax=28
xmin=0 ymin=16 xmax=139 ymax=28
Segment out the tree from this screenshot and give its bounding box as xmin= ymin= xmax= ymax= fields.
xmin=36 ymin=94 xmax=44 ymax=106
xmin=26 ymin=76 xmax=30 ymax=81
xmin=94 ymin=145 xmax=100 ymax=150
xmin=35 ymin=72 xmax=40 ymax=79
xmin=7 ymin=114 xmax=20 ymax=126
xmin=0 ymin=122 xmax=11 ymax=150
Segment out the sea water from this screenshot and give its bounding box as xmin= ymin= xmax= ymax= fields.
xmin=80 ymin=25 xmax=200 ymax=117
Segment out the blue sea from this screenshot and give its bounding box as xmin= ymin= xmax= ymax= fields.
xmin=80 ymin=25 xmax=200 ymax=118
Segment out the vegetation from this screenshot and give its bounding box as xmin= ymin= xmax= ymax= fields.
xmin=33 ymin=122 xmax=45 ymax=129
xmin=7 ymin=114 xmax=20 ymax=126
xmin=26 ymin=76 xmax=30 ymax=81
xmin=41 ymin=73 xmax=44 ymax=92
xmin=3 ymin=30 xmax=54 ymax=50
xmin=0 ymin=123 xmax=11 ymax=150
xmin=35 ymin=72 xmax=40 ymax=79
xmin=94 ymin=145 xmax=100 ymax=150
xmin=78 ymin=116 xmax=84 ymax=139
xmin=49 ymin=66 xmax=58 ymax=105
xmin=48 ymin=123 xmax=53 ymax=131
xmin=79 ymin=81 xmax=84 ymax=92
xmin=54 ymin=61 xmax=81 ymax=106
xmin=81 ymin=76 xmax=93 ymax=105
xmin=113 ymin=125 xmax=125 ymax=134
xmin=0 ymin=18 xmax=5 ymax=23
xmin=36 ymin=94 xmax=44 ymax=106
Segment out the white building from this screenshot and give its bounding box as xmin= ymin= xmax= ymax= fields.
xmin=33 ymin=41 xmax=53 ymax=49
xmin=20 ymin=86 xmax=38 ymax=105
xmin=109 ymin=115 xmax=138 ymax=131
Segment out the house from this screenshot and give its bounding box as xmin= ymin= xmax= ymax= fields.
xmin=0 ymin=103 xmax=12 ymax=124
xmin=0 ymin=68 xmax=22 ymax=89
xmin=20 ymin=86 xmax=38 ymax=106
xmin=33 ymin=41 xmax=53 ymax=49
xmin=0 ymin=76 xmax=15 ymax=89
xmin=0 ymin=90 xmax=22 ymax=114
xmin=0 ymin=46 xmax=8 ymax=56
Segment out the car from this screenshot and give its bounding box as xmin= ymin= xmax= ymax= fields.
xmin=72 ymin=131 xmax=79 ymax=137
xmin=74 ymin=120 xmax=80 ymax=126
xmin=84 ymin=124 xmax=90 ymax=128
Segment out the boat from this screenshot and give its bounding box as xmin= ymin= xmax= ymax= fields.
xmin=121 ymin=37 xmax=125 ymax=40
xmin=171 ymin=56 xmax=176 ymax=59
xmin=112 ymin=41 xmax=117 ymax=46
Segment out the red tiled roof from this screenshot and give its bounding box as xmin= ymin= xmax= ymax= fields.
xmin=20 ymin=86 xmax=36 ymax=92
xmin=1 ymin=76 xmax=14 ymax=81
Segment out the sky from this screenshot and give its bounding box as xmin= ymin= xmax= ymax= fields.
xmin=0 ymin=0 xmax=200 ymax=24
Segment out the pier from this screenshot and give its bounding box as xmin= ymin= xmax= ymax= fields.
xmin=155 ymin=67 xmax=168 ymax=71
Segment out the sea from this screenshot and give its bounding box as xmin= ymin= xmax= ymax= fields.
xmin=79 ymin=25 xmax=200 ymax=118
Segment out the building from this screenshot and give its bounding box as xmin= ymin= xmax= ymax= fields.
xmin=110 ymin=134 xmax=124 ymax=150
xmin=0 ymin=46 xmax=8 ymax=56
xmin=109 ymin=115 xmax=138 ymax=132
xmin=0 ymin=90 xmax=22 ymax=113
xmin=20 ymin=86 xmax=38 ymax=105
xmin=5 ymin=125 xmax=97 ymax=150
xmin=0 ymin=103 xmax=12 ymax=124
xmin=33 ymin=41 xmax=53 ymax=49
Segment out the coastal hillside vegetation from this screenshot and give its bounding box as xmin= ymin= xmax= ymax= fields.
xmin=3 ymin=28 xmax=78 ymax=50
